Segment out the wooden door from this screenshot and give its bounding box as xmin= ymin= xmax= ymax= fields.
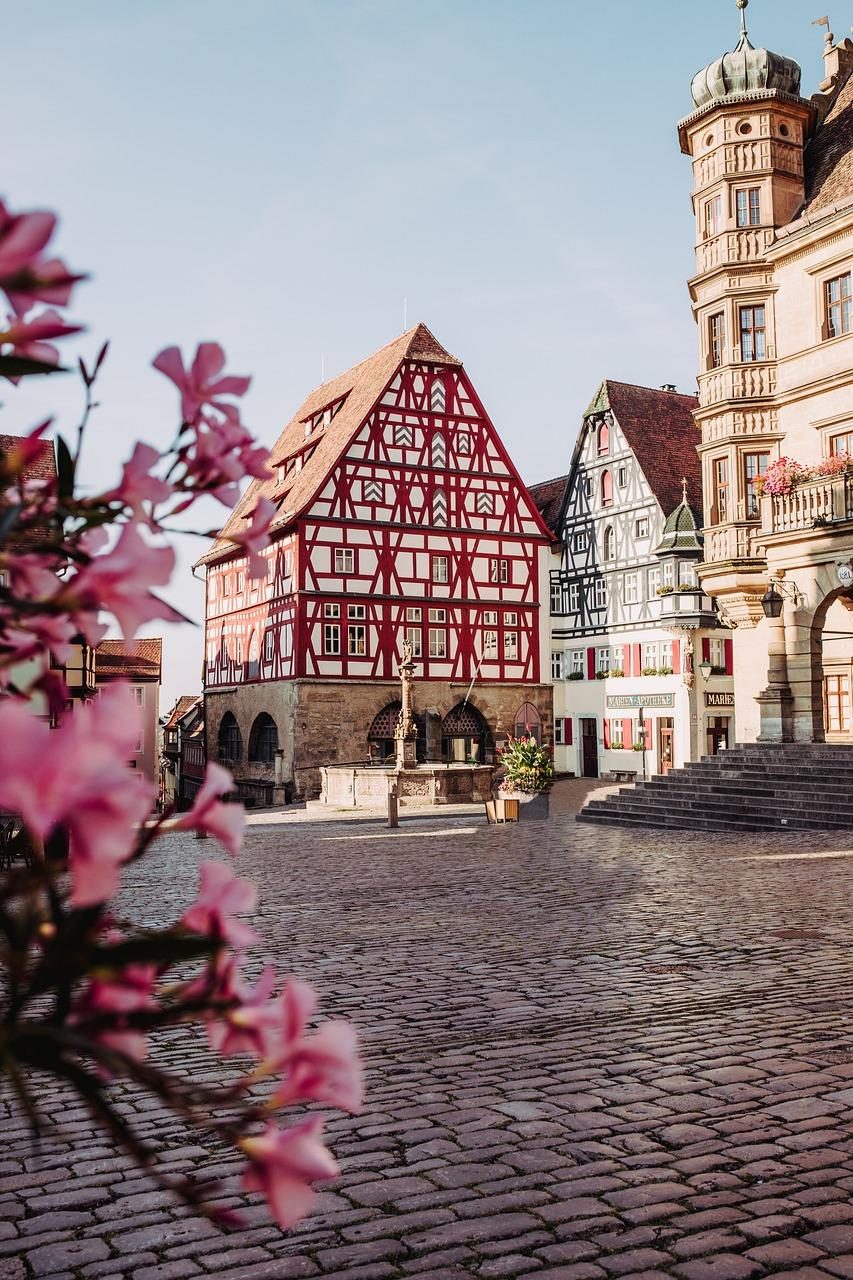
xmin=580 ymin=718 xmax=598 ymax=778
xmin=658 ymin=718 xmax=674 ymax=775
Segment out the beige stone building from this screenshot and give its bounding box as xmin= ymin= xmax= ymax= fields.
xmin=680 ymin=3 xmax=853 ymax=743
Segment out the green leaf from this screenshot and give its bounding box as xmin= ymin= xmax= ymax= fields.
xmin=0 ymin=355 xmax=66 ymax=380
xmin=55 ymin=435 xmax=76 ymax=500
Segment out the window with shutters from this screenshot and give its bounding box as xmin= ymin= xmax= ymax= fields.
xmin=710 ymin=636 xmax=726 ymax=672
xmin=596 ymin=647 xmax=610 ymax=674
xmin=612 ymin=644 xmax=625 ymax=672
xmin=611 ymin=719 xmax=624 ymax=749
xmin=555 ymin=719 xmax=564 ymax=745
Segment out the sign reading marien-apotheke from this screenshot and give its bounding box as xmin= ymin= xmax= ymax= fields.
xmin=705 ymin=691 xmax=735 ymax=707
xmin=606 ymin=693 xmax=675 ymax=710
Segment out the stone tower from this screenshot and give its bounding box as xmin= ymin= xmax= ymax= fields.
xmin=676 ymin=0 xmax=817 ymax=739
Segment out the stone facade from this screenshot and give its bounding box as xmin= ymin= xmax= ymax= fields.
xmin=679 ymin=20 xmax=853 ymax=744
xmin=206 ymin=679 xmax=553 ymax=800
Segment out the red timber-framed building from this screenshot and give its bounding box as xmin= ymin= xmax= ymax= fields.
xmin=196 ymin=324 xmax=554 ymax=798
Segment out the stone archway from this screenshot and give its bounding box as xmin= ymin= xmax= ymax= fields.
xmin=810 ymin=586 xmax=853 ymax=741
xmin=217 ymin=711 xmax=243 ymax=764
xmin=367 ymin=702 xmax=426 ymax=763
xmin=441 ymin=702 xmax=492 ymax=764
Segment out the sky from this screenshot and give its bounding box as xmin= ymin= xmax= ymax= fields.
xmin=4 ymin=0 xmax=830 ymax=708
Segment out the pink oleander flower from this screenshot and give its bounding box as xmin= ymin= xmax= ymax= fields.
xmin=65 ymin=521 xmax=185 ymax=641
xmin=175 ymin=762 xmax=245 ymax=855
xmin=207 ymin=963 xmax=280 ymax=1058
xmin=267 ymin=978 xmax=363 ymax=1114
xmin=0 ymin=686 xmax=155 ymax=905
xmin=272 ymin=1019 xmax=363 ymax=1114
xmin=0 ymin=203 xmax=55 ymax=281
xmin=152 ymin=343 xmax=251 ymax=426
xmin=0 ymin=309 xmax=82 ymax=380
xmin=5 ymin=551 xmax=63 ymax=599
xmin=71 ymin=962 xmax=157 ymax=1065
xmin=182 ymin=860 xmax=258 ymax=948
xmin=229 ymin=497 xmax=277 ymax=579
xmin=241 ymin=1117 xmax=339 ymax=1229
xmin=108 ymin=443 xmax=173 ymax=521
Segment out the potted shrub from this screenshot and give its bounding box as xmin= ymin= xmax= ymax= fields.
xmin=609 ymin=668 xmax=625 ymax=677
xmin=595 ymin=668 xmax=609 ymax=679
xmin=641 ymin=666 xmax=658 ymax=676
xmin=567 ymin=671 xmax=584 ymax=681
xmin=656 ymin=585 xmax=674 ymax=596
xmin=496 ymin=735 xmax=554 ymax=821
xmin=657 ymin=665 xmax=674 ymax=675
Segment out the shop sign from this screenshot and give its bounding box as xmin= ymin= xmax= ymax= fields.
xmin=705 ymin=691 xmax=735 ymax=707
xmin=606 ymin=693 xmax=675 ymax=709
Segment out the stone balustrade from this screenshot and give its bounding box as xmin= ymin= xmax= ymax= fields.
xmin=761 ymin=470 xmax=853 ymax=536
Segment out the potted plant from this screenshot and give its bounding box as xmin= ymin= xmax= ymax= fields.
xmin=656 ymin=585 xmax=674 ymax=596
xmin=657 ymin=665 xmax=674 ymax=675
xmin=609 ymin=668 xmax=625 ymax=677
xmin=496 ymin=735 xmax=554 ymax=821
xmin=567 ymin=671 xmax=584 ymax=681
xmin=595 ymin=668 xmax=609 ymax=679
xmin=641 ymin=666 xmax=658 ymax=676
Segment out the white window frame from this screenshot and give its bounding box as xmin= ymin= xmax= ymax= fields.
xmin=551 ymin=651 xmax=564 ymax=680
xmin=334 ymin=548 xmax=355 ymax=575
xmin=594 ymin=578 xmax=607 ymax=610
xmin=624 ymin=572 xmax=638 ymax=604
xmin=429 ymin=628 xmax=447 ymax=658
xmin=570 ymin=650 xmax=584 ymax=676
xmin=596 ymin=647 xmax=610 ymax=674
xmin=348 ymin=624 xmax=367 ymax=656
xmin=432 ymin=555 xmax=449 ymax=584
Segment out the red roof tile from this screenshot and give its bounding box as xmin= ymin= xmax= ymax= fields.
xmin=196 ymin=324 xmax=463 ymax=566
xmin=803 ymin=62 xmax=853 ymax=218
xmin=0 ymin=434 xmax=58 ymax=548
xmin=589 ymin=381 xmax=701 ymax=517
xmin=96 ymin=638 xmax=163 ymax=681
xmin=164 ymin=694 xmax=201 ymax=728
xmin=527 ymin=475 xmax=568 ymax=537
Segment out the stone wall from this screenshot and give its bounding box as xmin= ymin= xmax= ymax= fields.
xmin=206 ymin=679 xmax=553 ymax=799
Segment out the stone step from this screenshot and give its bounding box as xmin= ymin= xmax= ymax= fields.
xmin=576 ymin=809 xmax=851 ymax=831
xmin=583 ymin=794 xmax=853 ymax=822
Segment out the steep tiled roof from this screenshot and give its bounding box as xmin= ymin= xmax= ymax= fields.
xmin=196 ymin=324 xmax=463 ymax=567
xmin=586 ymin=381 xmax=701 ymax=518
xmin=96 ymin=638 xmax=163 ymax=681
xmin=803 ymin=64 xmax=853 ymax=218
xmin=527 ymin=475 xmax=568 ymax=537
xmin=0 ymin=434 xmax=58 ymax=548
xmin=164 ymin=694 xmax=201 ymax=728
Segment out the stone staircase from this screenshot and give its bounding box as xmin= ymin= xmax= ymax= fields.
xmin=576 ymin=743 xmax=853 ymax=831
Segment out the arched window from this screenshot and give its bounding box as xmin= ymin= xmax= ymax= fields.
xmin=603 ymin=525 xmax=615 ymax=560
xmin=601 ymin=469 xmax=613 ymax=507
xmin=217 ymin=712 xmax=242 ymax=764
xmin=367 ymin=703 xmax=426 ymax=763
xmin=248 ymin=713 xmax=278 ymax=764
xmin=513 ymin=701 xmax=541 ymax=743
xmin=597 ymin=420 xmax=610 ymax=455
xmin=441 ymin=703 xmax=492 ymax=764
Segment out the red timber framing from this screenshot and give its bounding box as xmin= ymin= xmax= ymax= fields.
xmin=200 ymin=325 xmax=552 ymax=696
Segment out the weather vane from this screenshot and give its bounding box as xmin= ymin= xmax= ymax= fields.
xmin=813 ymin=14 xmax=834 ymax=48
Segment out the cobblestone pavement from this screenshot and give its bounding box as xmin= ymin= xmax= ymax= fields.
xmin=7 ymin=780 xmax=853 ymax=1279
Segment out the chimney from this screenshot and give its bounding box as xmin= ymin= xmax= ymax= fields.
xmin=821 ymin=35 xmax=853 ymax=92
xmin=660 ymin=383 xmax=677 ymax=393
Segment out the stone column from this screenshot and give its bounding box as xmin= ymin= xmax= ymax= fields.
xmin=756 ymin=596 xmax=794 ymax=742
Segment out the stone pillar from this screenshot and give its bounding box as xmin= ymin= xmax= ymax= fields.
xmin=756 ymin=603 xmax=794 ymax=742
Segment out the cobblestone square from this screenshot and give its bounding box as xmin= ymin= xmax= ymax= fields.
xmin=5 ymin=781 xmax=853 ymax=1279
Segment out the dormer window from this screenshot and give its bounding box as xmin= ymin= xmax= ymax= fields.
xmin=597 ymin=420 xmax=609 ymax=455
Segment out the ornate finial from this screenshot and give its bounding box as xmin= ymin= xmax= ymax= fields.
xmin=737 ymin=0 xmax=749 ymax=40
xmin=681 ymin=476 xmax=688 ymax=504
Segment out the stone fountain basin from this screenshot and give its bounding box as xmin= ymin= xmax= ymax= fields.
xmin=319 ymin=763 xmax=494 ymax=808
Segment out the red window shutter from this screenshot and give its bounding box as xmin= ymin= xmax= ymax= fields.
xmin=603 ymin=718 xmax=611 ymax=748
xmin=587 ymin=647 xmax=596 ymax=679
xmin=672 ymin=639 xmax=680 ymax=673
xmin=724 ymin=638 xmax=733 ymax=675
xmin=702 ymin=637 xmax=711 ymax=663
xmin=623 ymin=718 xmax=632 ymax=748
xmin=644 ymin=718 xmax=653 ymax=750
xmin=632 ymin=643 xmax=641 ymax=677
xmin=565 ymin=717 xmax=573 ymax=746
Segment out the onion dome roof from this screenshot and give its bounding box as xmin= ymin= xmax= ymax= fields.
xmin=655 ymin=480 xmax=703 ymax=554
xmin=691 ymin=0 xmax=802 ymax=110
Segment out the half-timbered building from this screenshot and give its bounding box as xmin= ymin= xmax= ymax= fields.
xmin=532 ymin=380 xmax=735 ymax=780
xmin=197 ymin=324 xmax=554 ymax=797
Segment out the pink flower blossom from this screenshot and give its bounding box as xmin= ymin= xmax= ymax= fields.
xmin=153 ymin=343 xmax=250 ymax=426
xmin=0 ymin=203 xmax=55 ymax=280
xmin=108 ymin=443 xmax=174 ymax=522
xmin=228 ymin=497 xmax=277 ymax=579
xmin=72 ymin=962 xmax=157 ymax=1064
xmin=268 ymin=979 xmax=363 ymax=1114
xmin=175 ymin=762 xmax=245 ymax=855
xmin=0 ymin=686 xmax=155 ymax=905
xmin=272 ymin=1019 xmax=363 ymax=1114
xmin=0 ymin=309 xmax=82 ymax=380
xmin=182 ymin=860 xmax=258 ymax=948
xmin=65 ymin=522 xmax=185 ymax=640
xmin=241 ymin=1117 xmax=339 ymax=1229
xmin=207 ymin=963 xmax=280 ymax=1058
